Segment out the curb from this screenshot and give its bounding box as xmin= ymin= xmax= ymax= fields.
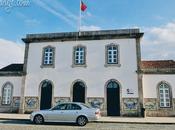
xmin=0 ymin=118 xmax=175 ymax=125
xmin=94 ymin=121 xmax=175 ymax=125
xmin=0 ymin=118 xmax=30 ymax=121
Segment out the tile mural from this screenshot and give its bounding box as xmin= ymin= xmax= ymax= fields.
xmin=123 ymin=98 xmax=138 ymax=111
xmin=88 ymin=98 xmax=104 ymax=109
xmin=13 ymin=97 xmax=20 ymax=107
xmin=25 ymin=97 xmax=38 ymax=109
xmin=54 ymin=97 xmax=70 ymax=105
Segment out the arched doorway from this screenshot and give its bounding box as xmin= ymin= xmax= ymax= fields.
xmin=40 ymin=80 xmax=53 ymax=110
xmin=73 ymin=81 xmax=85 ymax=103
xmin=107 ymin=80 xmax=120 ymax=116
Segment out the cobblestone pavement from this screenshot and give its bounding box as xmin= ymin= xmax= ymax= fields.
xmin=0 ymin=120 xmax=174 ymax=130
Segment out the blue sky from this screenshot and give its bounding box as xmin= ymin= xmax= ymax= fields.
xmin=0 ymin=0 xmax=175 ymax=67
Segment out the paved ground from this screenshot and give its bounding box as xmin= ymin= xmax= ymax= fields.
xmin=0 ymin=120 xmax=175 ymax=130
xmin=0 ymin=113 xmax=175 ymax=124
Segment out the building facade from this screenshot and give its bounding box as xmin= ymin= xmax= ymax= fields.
xmin=0 ymin=29 xmax=175 ymax=117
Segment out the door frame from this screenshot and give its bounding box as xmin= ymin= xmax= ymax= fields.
xmin=70 ymin=79 xmax=87 ymax=103
xmin=39 ymin=79 xmax=54 ymax=110
xmin=104 ymin=79 xmax=122 ymax=116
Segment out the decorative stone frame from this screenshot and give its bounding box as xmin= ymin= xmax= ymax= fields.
xmin=38 ymin=79 xmax=54 ymax=110
xmin=1 ymin=82 xmax=13 ymax=106
xmin=70 ymin=79 xmax=87 ymax=103
xmin=157 ymin=81 xmax=173 ymax=110
xmin=40 ymin=45 xmax=55 ymax=68
xmin=104 ymin=43 xmax=121 ymax=67
xmin=104 ymin=79 xmax=123 ymax=116
xmin=71 ymin=45 xmax=87 ymax=68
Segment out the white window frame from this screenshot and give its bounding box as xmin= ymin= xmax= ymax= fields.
xmin=74 ymin=46 xmax=85 ymax=65
xmin=159 ymin=83 xmax=171 ymax=108
xmin=41 ymin=46 xmax=55 ymax=68
xmin=2 ymin=82 xmax=13 ymax=105
xmin=107 ymin=45 xmax=118 ymax=64
xmin=105 ymin=44 xmax=120 ymax=67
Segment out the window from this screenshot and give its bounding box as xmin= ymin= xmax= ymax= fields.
xmin=73 ymin=45 xmax=86 ymax=67
xmin=107 ymin=45 xmax=118 ymax=64
xmin=2 ymin=83 xmax=13 ymax=105
xmin=159 ymin=82 xmax=171 ymax=108
xmin=52 ymin=103 xmax=67 ymax=110
xmin=42 ymin=46 xmax=55 ymax=67
xmin=105 ymin=44 xmax=120 ymax=67
xmin=70 ymin=104 xmax=81 ymax=110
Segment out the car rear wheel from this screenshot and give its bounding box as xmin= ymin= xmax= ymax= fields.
xmin=77 ymin=116 xmax=87 ymax=126
xmin=34 ymin=115 xmax=44 ymax=124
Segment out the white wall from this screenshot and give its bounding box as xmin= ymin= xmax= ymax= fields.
xmin=25 ymin=39 xmax=139 ymax=98
xmin=0 ymin=77 xmax=22 ymax=96
xmin=143 ymin=74 xmax=175 ymax=98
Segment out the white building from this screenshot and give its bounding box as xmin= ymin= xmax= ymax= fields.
xmin=0 ymin=29 xmax=174 ymax=117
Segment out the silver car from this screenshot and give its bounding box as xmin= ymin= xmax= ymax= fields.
xmin=30 ymin=102 xmax=101 ymax=126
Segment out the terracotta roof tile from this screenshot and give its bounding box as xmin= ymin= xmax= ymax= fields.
xmin=141 ymin=60 xmax=175 ymax=69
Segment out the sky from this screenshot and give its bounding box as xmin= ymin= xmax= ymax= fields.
xmin=0 ymin=0 xmax=175 ymax=68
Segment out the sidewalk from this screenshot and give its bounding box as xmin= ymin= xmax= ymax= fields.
xmin=0 ymin=113 xmax=175 ymax=124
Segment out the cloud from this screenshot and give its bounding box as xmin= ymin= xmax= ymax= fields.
xmin=43 ymin=0 xmax=78 ymax=21
xmin=0 ymin=39 xmax=24 ymax=68
xmin=141 ymin=22 xmax=175 ymax=60
xmin=34 ymin=0 xmax=75 ymax=28
xmin=80 ymin=25 xmax=101 ymax=31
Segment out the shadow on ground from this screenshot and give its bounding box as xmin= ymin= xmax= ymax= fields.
xmin=0 ymin=120 xmax=78 ymax=126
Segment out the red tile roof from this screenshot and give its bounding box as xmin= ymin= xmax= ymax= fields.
xmin=141 ymin=60 xmax=175 ymax=69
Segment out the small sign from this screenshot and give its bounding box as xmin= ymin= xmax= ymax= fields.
xmin=127 ymin=88 xmax=134 ymax=94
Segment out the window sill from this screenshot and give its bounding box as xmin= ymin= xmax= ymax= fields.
xmin=1 ymin=103 xmax=12 ymax=106
xmin=158 ymin=107 xmax=173 ymax=110
xmin=71 ymin=64 xmax=87 ymax=68
xmin=104 ymin=63 xmax=121 ymax=67
xmin=40 ymin=64 xmax=55 ymax=68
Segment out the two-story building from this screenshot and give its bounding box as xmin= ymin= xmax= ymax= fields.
xmin=0 ymin=29 xmax=175 ymax=117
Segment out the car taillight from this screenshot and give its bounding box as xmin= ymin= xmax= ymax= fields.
xmin=95 ymin=111 xmax=101 ymax=116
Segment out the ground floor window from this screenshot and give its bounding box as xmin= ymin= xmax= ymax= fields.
xmin=2 ymin=82 xmax=13 ymax=105
xmin=159 ymin=82 xmax=171 ymax=108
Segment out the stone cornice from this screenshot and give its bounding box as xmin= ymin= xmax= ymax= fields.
xmin=22 ymin=29 xmax=144 ymax=43
xmin=0 ymin=71 xmax=26 ymax=76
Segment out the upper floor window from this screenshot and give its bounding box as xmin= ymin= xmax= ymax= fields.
xmin=159 ymin=82 xmax=171 ymax=108
xmin=42 ymin=46 xmax=55 ymax=67
xmin=2 ymin=82 xmax=13 ymax=105
xmin=105 ymin=44 xmax=120 ymax=66
xmin=73 ymin=45 xmax=86 ymax=67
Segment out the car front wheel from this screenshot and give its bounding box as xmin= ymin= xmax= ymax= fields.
xmin=34 ymin=115 xmax=44 ymax=124
xmin=77 ymin=116 xmax=87 ymax=126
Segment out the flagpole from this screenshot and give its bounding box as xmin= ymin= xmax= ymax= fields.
xmin=79 ymin=0 xmax=81 ymax=36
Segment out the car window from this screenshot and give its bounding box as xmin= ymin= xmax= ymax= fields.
xmin=80 ymin=103 xmax=91 ymax=108
xmin=71 ymin=104 xmax=81 ymax=110
xmin=52 ymin=104 xmax=67 ymax=110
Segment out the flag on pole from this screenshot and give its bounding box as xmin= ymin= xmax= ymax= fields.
xmin=81 ymin=1 xmax=87 ymax=11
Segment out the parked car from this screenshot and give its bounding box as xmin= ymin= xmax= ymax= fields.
xmin=30 ymin=102 xmax=101 ymax=126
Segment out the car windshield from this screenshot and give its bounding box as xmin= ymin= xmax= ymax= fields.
xmin=80 ymin=103 xmax=91 ymax=108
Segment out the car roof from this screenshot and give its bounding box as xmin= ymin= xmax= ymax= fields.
xmin=56 ymin=102 xmax=84 ymax=105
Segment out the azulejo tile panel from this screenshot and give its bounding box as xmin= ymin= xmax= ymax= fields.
xmin=13 ymin=97 xmax=20 ymax=107
xmin=25 ymin=97 xmax=38 ymax=109
xmin=123 ymin=98 xmax=138 ymax=111
xmin=87 ymin=97 xmax=104 ymax=110
xmin=144 ymin=98 xmax=157 ymax=110
xmin=54 ymin=97 xmax=70 ymax=105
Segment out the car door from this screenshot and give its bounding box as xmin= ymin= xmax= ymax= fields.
xmin=46 ymin=103 xmax=67 ymax=122
xmin=62 ymin=103 xmax=82 ymax=122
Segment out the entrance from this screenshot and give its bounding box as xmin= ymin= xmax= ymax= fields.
xmin=73 ymin=82 xmax=85 ymax=103
xmin=107 ymin=81 xmax=120 ymax=116
xmin=40 ymin=80 xmax=52 ymax=110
